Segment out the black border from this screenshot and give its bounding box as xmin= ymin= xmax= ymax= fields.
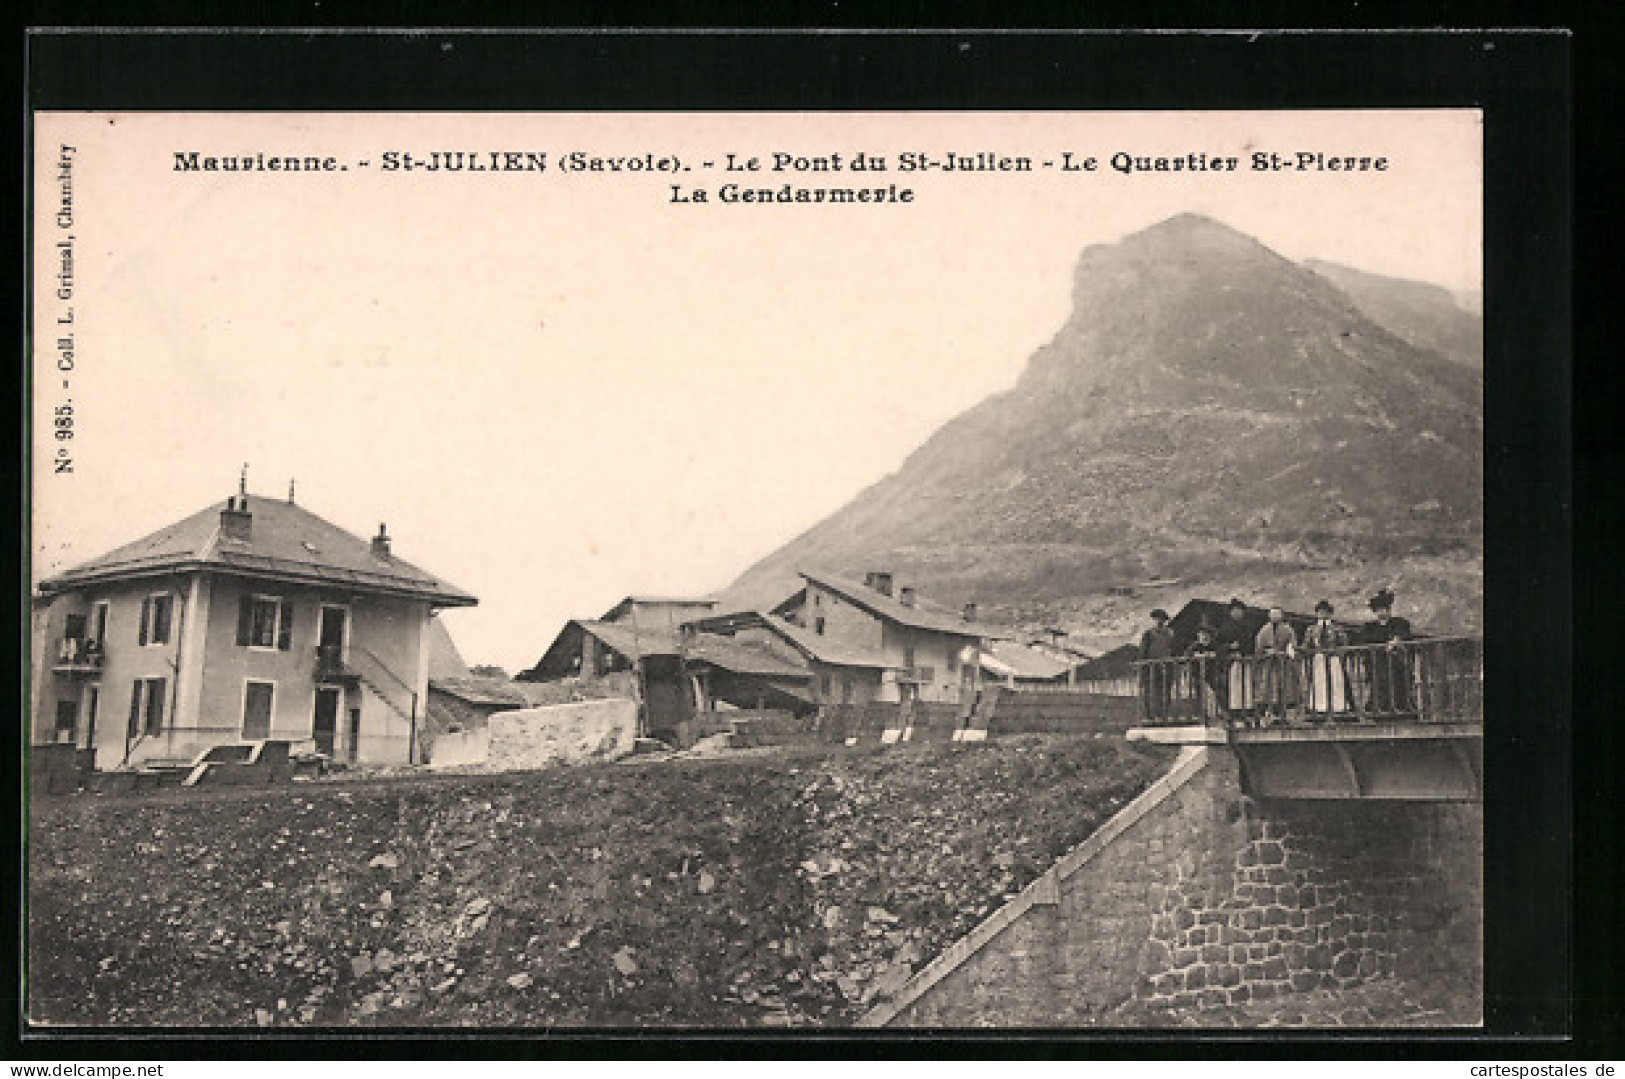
xmin=14 ymin=26 xmax=1581 ymax=1059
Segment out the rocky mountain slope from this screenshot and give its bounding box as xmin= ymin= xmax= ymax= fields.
xmin=1304 ymin=259 xmax=1483 ymax=369
xmin=725 ymin=215 xmax=1482 ymax=638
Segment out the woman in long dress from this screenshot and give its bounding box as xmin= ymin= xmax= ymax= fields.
xmin=1221 ymin=598 xmax=1257 ymax=719
xmin=1301 ymin=599 xmax=1350 ymax=719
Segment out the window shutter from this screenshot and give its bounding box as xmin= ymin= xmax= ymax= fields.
xmin=155 ymin=595 xmax=172 ymax=643
xmin=237 ymin=595 xmax=252 ymax=646
xmin=277 ymin=600 xmax=294 ymax=651
xmin=138 ymin=597 xmax=150 ymax=646
xmin=128 ymin=682 xmax=143 ymax=738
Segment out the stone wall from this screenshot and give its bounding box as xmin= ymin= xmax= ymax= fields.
xmin=484 ymin=699 xmax=638 ymax=771
xmin=865 ymin=745 xmax=1482 ymax=1027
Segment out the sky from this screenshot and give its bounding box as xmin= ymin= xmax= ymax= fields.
xmin=31 ymin=110 xmax=1482 ymax=671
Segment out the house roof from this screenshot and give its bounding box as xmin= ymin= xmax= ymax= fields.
xmin=518 ymin=617 xmax=682 ymax=682
xmin=981 ymin=640 xmax=1074 ymax=681
xmin=580 ymin=619 xmax=680 ymax=658
xmin=686 ymin=609 xmax=898 ymax=670
xmin=432 ymin=675 xmax=602 ymax=708
xmin=429 ymin=676 xmax=529 ymax=707
xmin=798 ymin=570 xmax=1010 ymax=640
xmin=37 ymin=493 xmax=477 ymax=606
xmin=599 ymin=595 xmax=719 ymax=624
xmin=683 ymin=633 xmax=811 ymax=679
xmin=426 ymin=616 xmax=471 ymax=679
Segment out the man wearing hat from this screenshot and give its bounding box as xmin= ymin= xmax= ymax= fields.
xmin=1253 ymin=605 xmax=1299 ymax=722
xmin=1302 ymin=599 xmax=1351 ymax=719
xmin=1138 ymin=609 xmax=1175 ymax=720
xmin=1361 ymin=588 xmax=1413 ymax=714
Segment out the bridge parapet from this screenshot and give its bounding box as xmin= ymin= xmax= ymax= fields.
xmin=1132 ymin=636 xmax=1482 ymax=730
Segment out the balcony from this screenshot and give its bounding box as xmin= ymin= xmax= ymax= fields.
xmin=52 ymin=637 xmax=105 ymax=676
xmin=895 ymin=665 xmax=936 ymax=686
xmin=314 ymin=643 xmax=359 ymax=684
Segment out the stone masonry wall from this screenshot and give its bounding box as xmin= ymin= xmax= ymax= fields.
xmin=1136 ymin=796 xmax=1482 ymax=1014
xmin=873 ymin=746 xmax=1482 ymax=1027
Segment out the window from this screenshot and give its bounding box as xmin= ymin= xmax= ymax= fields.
xmin=819 ymin=674 xmax=833 ymax=698
xmin=127 ymin=677 xmax=166 ymax=737
xmin=54 ymin=700 xmax=78 ymax=742
xmin=138 ymin=593 xmax=173 ymax=645
xmin=242 ymin=681 xmax=275 ymax=739
xmin=237 ymin=594 xmax=294 ymax=650
xmin=814 ymin=616 xmax=827 ymax=636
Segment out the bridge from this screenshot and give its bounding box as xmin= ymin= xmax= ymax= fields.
xmin=1129 ymin=636 xmax=1483 ymax=800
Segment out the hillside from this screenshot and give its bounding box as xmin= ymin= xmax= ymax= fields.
xmin=29 ymin=737 xmax=1171 ymax=1028
xmin=724 ymin=215 xmax=1482 ymax=638
xmin=1304 ymin=259 xmax=1483 ymax=369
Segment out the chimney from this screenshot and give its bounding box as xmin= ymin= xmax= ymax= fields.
xmin=372 ymin=523 xmax=391 ymax=559
xmin=898 ymin=586 xmax=917 ymax=608
xmin=220 ymin=494 xmax=252 ymax=541
xmin=868 ymin=571 xmax=894 ymax=597
xmin=962 ymin=602 xmax=978 ymax=622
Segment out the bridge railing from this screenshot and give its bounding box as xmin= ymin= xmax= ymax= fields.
xmin=1132 ymin=636 xmax=1483 ymax=728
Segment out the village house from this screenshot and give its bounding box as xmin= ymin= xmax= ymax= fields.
xmin=680 ymin=607 xmax=892 ymax=712
xmin=516 ymin=596 xmax=721 ymax=742
xmin=31 ymin=481 xmax=477 ymax=771
xmin=769 ymin=570 xmax=1007 ymax=706
xmin=517 ymin=572 xmax=1008 ymax=741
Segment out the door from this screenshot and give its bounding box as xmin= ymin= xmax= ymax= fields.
xmin=312 ymin=688 xmax=340 ymax=757
xmin=347 ymin=707 xmax=362 ymax=763
xmin=242 ymin=681 xmax=273 ymax=740
xmin=54 ymin=700 xmax=78 ymax=743
xmin=84 ymin=685 xmax=100 ymax=750
xmin=318 ymin=606 xmax=347 ymax=665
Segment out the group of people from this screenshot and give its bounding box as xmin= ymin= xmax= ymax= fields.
xmin=1138 ymin=589 xmax=1414 ymax=724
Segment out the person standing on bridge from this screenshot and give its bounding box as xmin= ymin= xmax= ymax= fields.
xmin=1254 ymin=606 xmax=1298 ymax=724
xmin=1187 ymin=620 xmax=1227 ymax=723
xmin=1220 ymin=597 xmax=1257 ymax=723
xmin=1139 ymin=609 xmax=1175 ymax=720
xmin=1302 ymin=599 xmax=1351 ymax=720
xmin=1361 ymin=588 xmax=1413 ymax=715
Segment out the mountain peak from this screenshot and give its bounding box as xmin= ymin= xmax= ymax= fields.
xmin=725 ymin=216 xmax=1483 ymax=614
xmin=1105 ymin=213 xmax=1286 ymax=265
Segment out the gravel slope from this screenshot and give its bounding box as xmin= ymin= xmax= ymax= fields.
xmin=29 ymin=735 xmax=1173 ymax=1029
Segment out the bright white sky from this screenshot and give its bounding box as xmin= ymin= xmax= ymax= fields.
xmin=31 ymin=110 xmax=1481 ymax=671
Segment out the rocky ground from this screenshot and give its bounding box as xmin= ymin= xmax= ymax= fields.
xmin=28 ymin=734 xmax=1173 ymax=1029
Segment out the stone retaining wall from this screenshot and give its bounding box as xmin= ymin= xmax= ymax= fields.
xmin=485 ymin=699 xmax=638 ymax=771
xmin=865 ymin=746 xmax=1482 ymax=1027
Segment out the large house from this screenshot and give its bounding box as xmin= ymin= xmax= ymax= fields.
xmin=31 ymin=483 xmax=477 ymax=770
xmin=518 ymin=571 xmax=1008 ymax=741
xmin=769 ymin=570 xmax=1006 ymax=706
